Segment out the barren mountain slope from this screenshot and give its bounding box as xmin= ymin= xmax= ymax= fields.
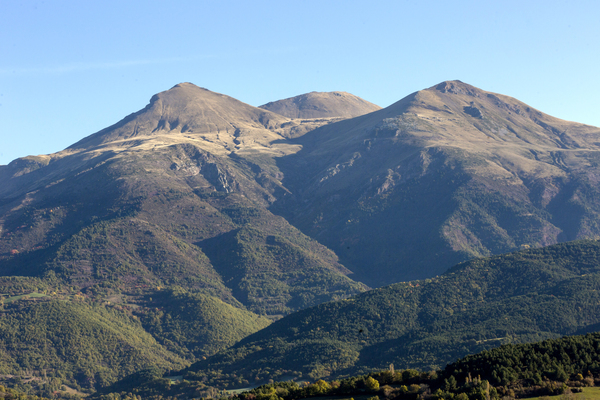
xmin=260 ymin=91 xmax=381 ymax=119
xmin=273 ymin=80 xmax=600 ymax=285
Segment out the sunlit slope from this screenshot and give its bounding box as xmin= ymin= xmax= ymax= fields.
xmin=260 ymin=91 xmax=381 ymax=119
xmin=0 ymin=298 xmax=187 ymax=388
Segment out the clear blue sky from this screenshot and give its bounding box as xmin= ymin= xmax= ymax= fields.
xmin=1 ymin=0 xmax=599 ymax=165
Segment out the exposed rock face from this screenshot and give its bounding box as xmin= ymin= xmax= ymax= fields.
xmin=463 ymin=105 xmax=482 ymax=118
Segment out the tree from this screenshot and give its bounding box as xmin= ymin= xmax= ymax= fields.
xmin=366 ymin=376 xmax=380 ymax=391
xmin=314 ymin=379 xmax=331 ymax=394
xmin=555 ymin=367 xmax=569 ymax=382
xmin=445 ymin=375 xmax=457 ymax=391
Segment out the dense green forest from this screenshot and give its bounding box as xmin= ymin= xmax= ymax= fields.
xmin=0 ymin=290 xmax=186 ymax=389
xmin=4 ymin=240 xmax=600 ymax=397
xmin=0 ymin=278 xmax=268 ymax=391
xmin=95 ymin=332 xmax=600 ymax=400
xmin=139 ymin=287 xmax=271 ymax=359
xmin=174 ymin=240 xmax=600 ymax=387
xmin=0 ymin=383 xmax=52 ymax=400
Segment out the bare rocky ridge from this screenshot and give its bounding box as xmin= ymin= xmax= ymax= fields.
xmin=67 ymin=82 xmax=294 ymax=157
xmin=260 ymin=91 xmax=381 ymax=119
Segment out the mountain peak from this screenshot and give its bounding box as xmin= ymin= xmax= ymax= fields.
xmin=260 ymin=91 xmax=381 ymax=119
xmin=67 ymin=83 xmax=291 ymax=155
xmin=433 ymin=80 xmax=481 ymax=96
xmin=172 ymin=82 xmax=199 ymax=89
xmin=147 ymin=82 xmax=239 ymax=106
xmin=272 ymin=80 xmax=600 ymax=285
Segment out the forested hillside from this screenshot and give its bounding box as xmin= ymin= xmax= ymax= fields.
xmin=177 ymin=240 xmax=600 ymax=388
xmin=95 ymin=332 xmax=600 ymax=400
xmin=0 ymin=276 xmax=269 ymax=391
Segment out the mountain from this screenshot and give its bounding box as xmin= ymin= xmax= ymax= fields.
xmin=259 ymin=91 xmax=381 ymax=119
xmin=273 ymin=80 xmax=600 ymax=285
xmin=6 ymin=80 xmax=600 ymax=289
xmin=177 ymin=240 xmax=600 ymax=387
xmin=67 ymin=82 xmax=290 ymax=154
xmin=0 ymin=84 xmax=368 ymax=389
xmin=3 ymin=80 xmax=600 ymax=390
xmin=0 ymin=83 xmax=366 ymax=316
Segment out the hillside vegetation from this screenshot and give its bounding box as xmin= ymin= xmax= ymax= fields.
xmin=0 ymin=278 xmax=268 ymax=390
xmin=0 ymin=293 xmax=186 ymax=389
xmin=95 ymin=331 xmax=600 ymax=400
xmin=178 ymin=240 xmax=600 ymax=387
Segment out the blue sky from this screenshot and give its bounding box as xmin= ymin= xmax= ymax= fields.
xmin=1 ymin=0 xmax=599 ymax=165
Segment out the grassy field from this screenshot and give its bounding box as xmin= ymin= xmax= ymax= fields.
xmin=526 ymin=387 xmax=600 ymax=400
xmin=4 ymin=292 xmax=47 ymax=303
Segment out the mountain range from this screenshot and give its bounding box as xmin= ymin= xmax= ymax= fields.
xmin=2 ymin=80 xmax=600 ymax=391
